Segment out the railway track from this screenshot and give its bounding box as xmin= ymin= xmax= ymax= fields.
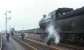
xmin=13 ymin=36 xmax=59 ymax=50
xmin=13 ymin=37 xmax=36 ymax=50
xmin=13 ymin=36 xmax=84 ymax=50
xmin=24 ymin=38 xmax=83 ymax=50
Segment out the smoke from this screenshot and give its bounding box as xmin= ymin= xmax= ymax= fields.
xmin=46 ymin=23 xmax=60 ymax=44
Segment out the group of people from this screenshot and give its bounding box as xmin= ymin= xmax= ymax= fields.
xmin=21 ymin=33 xmax=25 ymax=40
xmin=6 ymin=32 xmax=25 ymax=41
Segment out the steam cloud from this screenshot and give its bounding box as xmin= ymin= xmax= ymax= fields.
xmin=46 ymin=23 xmax=60 ymax=44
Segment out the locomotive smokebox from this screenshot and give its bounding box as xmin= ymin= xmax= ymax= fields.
xmin=39 ymin=14 xmax=61 ymax=45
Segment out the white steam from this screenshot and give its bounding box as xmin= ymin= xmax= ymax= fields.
xmin=46 ymin=23 xmax=60 ymax=44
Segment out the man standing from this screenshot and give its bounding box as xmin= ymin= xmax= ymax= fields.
xmin=6 ymin=33 xmax=10 ymax=41
xmin=21 ymin=33 xmax=25 ymax=40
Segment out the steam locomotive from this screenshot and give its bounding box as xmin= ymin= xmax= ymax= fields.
xmin=39 ymin=7 xmax=84 ymax=46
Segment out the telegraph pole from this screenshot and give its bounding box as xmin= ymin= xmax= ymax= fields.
xmin=5 ymin=10 xmax=7 ymax=34
xmin=5 ymin=9 xmax=11 ymax=34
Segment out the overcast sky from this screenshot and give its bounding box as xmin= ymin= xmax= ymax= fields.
xmin=0 ymin=0 xmax=84 ymax=31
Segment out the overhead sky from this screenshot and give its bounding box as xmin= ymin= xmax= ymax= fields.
xmin=0 ymin=0 xmax=84 ymax=31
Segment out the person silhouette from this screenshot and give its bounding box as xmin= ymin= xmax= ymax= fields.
xmin=6 ymin=33 xmax=10 ymax=41
xmin=21 ymin=33 xmax=25 ymax=40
